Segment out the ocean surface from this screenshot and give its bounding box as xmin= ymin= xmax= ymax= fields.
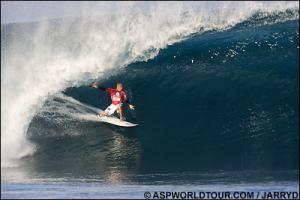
xmin=1 ymin=2 xmax=299 ymax=199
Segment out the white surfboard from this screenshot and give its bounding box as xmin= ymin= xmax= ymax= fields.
xmin=97 ymin=115 xmax=138 ymax=127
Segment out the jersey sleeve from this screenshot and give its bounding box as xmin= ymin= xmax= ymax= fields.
xmin=105 ymin=88 xmax=113 ymax=93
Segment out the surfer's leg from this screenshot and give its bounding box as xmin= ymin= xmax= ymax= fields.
xmin=100 ymin=111 xmax=108 ymax=116
xmin=118 ymin=107 xmax=123 ymax=121
xmin=101 ymin=104 xmax=114 ymax=117
xmin=118 ymin=105 xmax=125 ymax=121
xmin=102 ymin=104 xmax=118 ymax=117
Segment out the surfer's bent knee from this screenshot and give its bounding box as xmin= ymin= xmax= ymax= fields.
xmin=100 ymin=111 xmax=108 ymax=116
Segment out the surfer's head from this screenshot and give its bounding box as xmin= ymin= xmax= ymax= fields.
xmin=116 ymin=83 xmax=123 ymax=91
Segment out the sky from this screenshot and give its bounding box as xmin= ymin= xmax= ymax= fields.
xmin=1 ymin=1 xmax=153 ymax=24
xmin=2 ymin=1 xmax=298 ymax=25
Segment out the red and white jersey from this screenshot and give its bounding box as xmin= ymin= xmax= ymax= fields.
xmin=105 ymin=88 xmax=128 ymax=105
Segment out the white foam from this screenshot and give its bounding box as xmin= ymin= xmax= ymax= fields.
xmin=1 ymin=2 xmax=298 ymax=167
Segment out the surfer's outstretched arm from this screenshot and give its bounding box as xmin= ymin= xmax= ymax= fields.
xmin=90 ymin=83 xmax=106 ymax=91
xmin=124 ymin=96 xmax=135 ymax=110
xmin=90 ymin=83 xmax=99 ymax=89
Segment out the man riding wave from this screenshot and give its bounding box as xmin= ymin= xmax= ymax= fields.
xmin=90 ymin=83 xmax=135 ymax=121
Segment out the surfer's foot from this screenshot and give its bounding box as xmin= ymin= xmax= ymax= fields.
xmin=120 ymin=117 xmax=126 ymax=121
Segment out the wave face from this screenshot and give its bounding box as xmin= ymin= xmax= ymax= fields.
xmin=1 ymin=2 xmax=299 ymax=173
xmin=54 ymin=18 xmax=298 ymax=175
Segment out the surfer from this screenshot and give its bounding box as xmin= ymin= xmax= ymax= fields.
xmin=90 ymin=83 xmax=135 ymax=121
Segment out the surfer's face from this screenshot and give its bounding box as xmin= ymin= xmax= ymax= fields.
xmin=116 ymin=84 xmax=123 ymax=91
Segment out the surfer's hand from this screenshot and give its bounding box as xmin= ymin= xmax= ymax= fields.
xmin=129 ymin=104 xmax=135 ymax=110
xmin=91 ymin=83 xmax=98 ymax=88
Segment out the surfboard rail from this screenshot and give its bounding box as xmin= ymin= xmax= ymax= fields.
xmin=97 ymin=115 xmax=138 ymax=127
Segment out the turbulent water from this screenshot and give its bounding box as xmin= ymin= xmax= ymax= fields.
xmin=1 ymin=2 xmax=299 ymax=199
